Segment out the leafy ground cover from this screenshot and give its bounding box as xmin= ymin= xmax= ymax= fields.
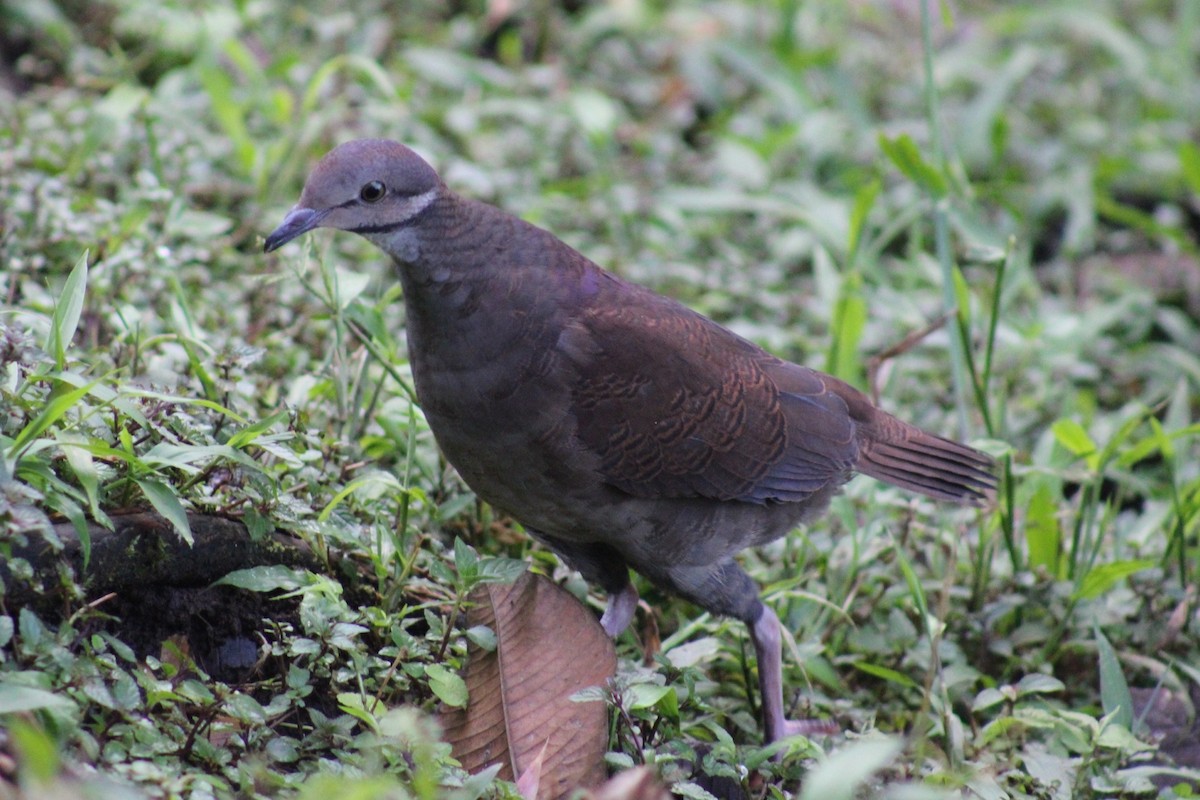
xmin=1 ymin=0 xmax=1199 ymax=797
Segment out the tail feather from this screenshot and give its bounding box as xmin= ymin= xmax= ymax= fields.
xmin=810 ymin=371 xmax=997 ymax=505
xmin=857 ymin=424 xmax=996 ymax=504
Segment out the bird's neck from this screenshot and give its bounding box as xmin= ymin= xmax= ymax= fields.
xmin=382 ymin=193 xmax=599 ymax=400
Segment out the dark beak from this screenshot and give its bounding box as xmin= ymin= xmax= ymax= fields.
xmin=264 ymin=207 xmax=326 ymax=252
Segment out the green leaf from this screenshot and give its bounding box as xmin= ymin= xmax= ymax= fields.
xmin=47 ymin=251 xmax=89 ymax=369
xmin=971 ymin=687 xmax=1007 ymax=712
xmin=225 ymin=411 xmax=290 ymax=449
xmin=799 ymin=736 xmax=904 ymax=800
xmin=338 ymin=692 xmax=384 ymax=728
xmin=329 ymin=622 xmax=368 ymax=650
xmin=224 ymin=693 xmax=268 ymax=724
xmin=326 ymin=266 xmax=371 ymax=312
xmin=425 ymin=664 xmax=468 ymax=708
xmin=465 ymin=624 xmax=497 ymax=652
xmin=475 ymin=556 xmax=528 ymax=585
xmin=0 ymin=684 xmax=75 ymax=714
xmin=1094 ymin=626 xmax=1133 ymax=729
xmin=1014 ymin=674 xmax=1065 ymax=697
xmin=570 ymin=88 xmax=620 ymax=143
xmin=1026 ymin=482 xmax=1061 ymax=574
xmin=18 ymin=608 xmax=45 ymax=648
xmin=81 ymin=679 xmax=117 ymax=709
xmin=878 ymin=133 xmax=948 ymax=197
xmin=5 ymin=380 xmax=97 ymax=465
xmin=215 ymin=566 xmax=312 ymax=592
xmin=453 ymin=537 xmax=478 ymax=586
xmin=826 ymin=284 xmax=866 ymax=385
xmin=625 ymin=683 xmax=673 ymax=710
xmin=1179 ymin=140 xmax=1200 ymax=194
xmin=7 ymin=719 xmax=61 ymax=783
xmin=846 ymin=179 xmax=880 ymax=268
xmin=1073 ymin=559 xmax=1155 ymax=600
xmin=57 ymin=434 xmax=111 ymax=554
xmin=1052 ymin=418 xmax=1097 ymax=465
xmin=852 ymin=661 xmax=920 ymax=689
xmin=674 ymin=782 xmax=719 ymax=800
xmin=318 ymin=472 xmax=404 ymax=522
xmin=301 ymin=53 xmax=399 ymax=114
xmin=894 ymin=548 xmax=929 ymax=621
xmin=134 ymin=478 xmax=193 ymax=545
xmin=198 ymin=60 xmax=254 ymax=174
xmin=110 ymin=671 xmax=141 ymax=711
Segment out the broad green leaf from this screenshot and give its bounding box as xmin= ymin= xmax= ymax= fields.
xmin=426 ymin=664 xmax=468 ymax=708
xmin=625 ymin=683 xmax=673 ymax=710
xmin=134 ymin=478 xmax=192 ymax=545
xmin=225 ymin=692 xmax=268 ymax=724
xmin=465 ymin=625 xmax=497 ymax=652
xmin=1014 ymin=674 xmax=1065 ymax=697
xmin=326 ymin=266 xmax=371 ymax=312
xmin=971 ymin=687 xmax=1007 ymax=712
xmin=453 ymin=537 xmax=478 ymax=585
xmin=0 ymin=684 xmax=74 ymax=714
xmin=674 ymin=782 xmax=720 ymax=800
xmin=215 ymin=566 xmax=313 ymax=592
xmin=475 ymin=556 xmax=529 ymax=585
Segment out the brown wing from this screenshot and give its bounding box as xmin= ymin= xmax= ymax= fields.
xmin=562 ymin=285 xmax=859 ymax=504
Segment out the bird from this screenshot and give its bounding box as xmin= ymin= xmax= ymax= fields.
xmin=265 ymin=139 xmax=996 ymax=744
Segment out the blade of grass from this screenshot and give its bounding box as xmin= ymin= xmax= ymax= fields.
xmin=47 ymin=251 xmax=89 ymax=370
xmin=918 ymin=0 xmax=972 ymax=438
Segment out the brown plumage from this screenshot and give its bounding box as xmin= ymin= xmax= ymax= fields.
xmin=265 ymin=139 xmax=995 ymax=744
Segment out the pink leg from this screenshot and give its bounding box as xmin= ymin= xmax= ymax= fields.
xmin=749 ymin=605 xmax=838 ymax=743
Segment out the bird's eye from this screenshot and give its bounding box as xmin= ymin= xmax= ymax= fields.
xmin=359 ymin=181 xmax=386 ymax=203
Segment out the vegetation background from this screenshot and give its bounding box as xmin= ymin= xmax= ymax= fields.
xmin=1 ymin=0 xmax=1198 ymax=797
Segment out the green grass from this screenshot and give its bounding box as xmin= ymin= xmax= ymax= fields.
xmin=2 ymin=0 xmax=1199 ymax=797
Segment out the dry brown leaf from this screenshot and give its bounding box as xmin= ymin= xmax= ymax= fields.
xmin=441 ymin=572 xmax=616 ymax=799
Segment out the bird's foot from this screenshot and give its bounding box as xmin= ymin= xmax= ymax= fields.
xmin=776 ymin=716 xmax=840 ymax=739
xmin=600 ymin=581 xmax=640 ymax=637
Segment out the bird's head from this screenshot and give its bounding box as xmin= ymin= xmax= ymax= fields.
xmin=264 ymin=139 xmax=442 ymax=253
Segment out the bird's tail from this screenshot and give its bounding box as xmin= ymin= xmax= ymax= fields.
xmin=856 ymin=416 xmax=996 ymax=504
